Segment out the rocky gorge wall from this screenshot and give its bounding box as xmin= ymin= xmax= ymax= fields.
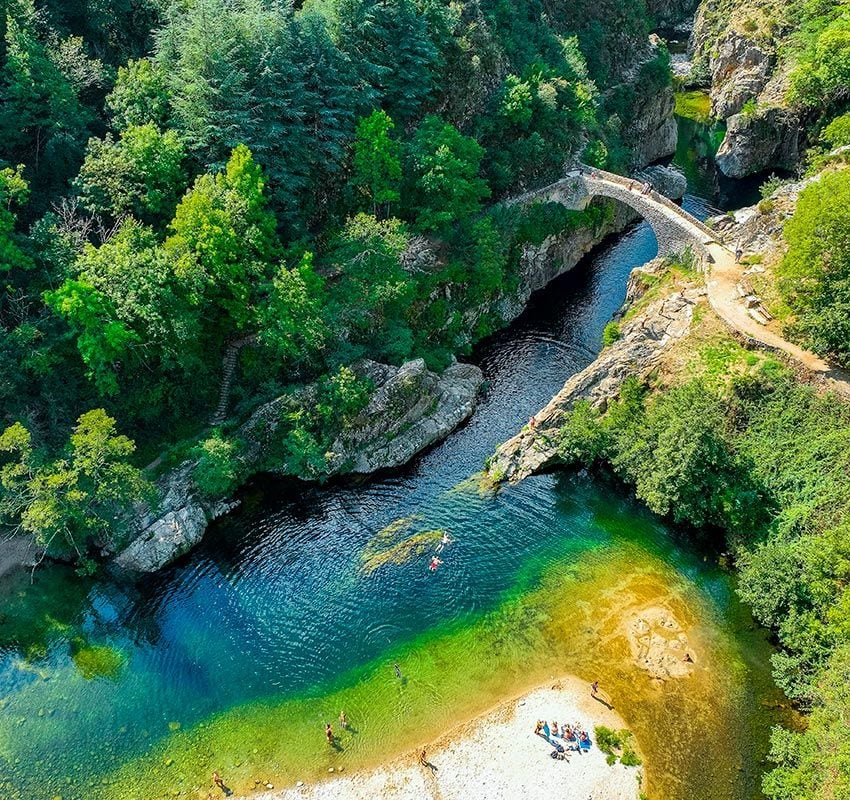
xmin=687 ymin=0 xmax=804 ymax=177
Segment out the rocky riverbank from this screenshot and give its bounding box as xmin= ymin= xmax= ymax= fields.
xmin=486 ymin=256 xmax=702 ymax=483
xmin=115 ymin=358 xmax=483 ymax=573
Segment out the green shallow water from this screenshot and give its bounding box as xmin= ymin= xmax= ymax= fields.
xmin=0 ymin=176 xmax=790 ymax=800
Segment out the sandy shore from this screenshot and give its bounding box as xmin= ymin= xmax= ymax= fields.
xmin=251 ymin=676 xmax=642 ymax=800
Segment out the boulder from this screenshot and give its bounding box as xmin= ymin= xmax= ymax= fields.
xmin=715 ymin=106 xmax=803 ymax=177
xmin=328 ymin=359 xmax=483 ymax=474
xmin=114 ymin=463 xmax=236 ymax=573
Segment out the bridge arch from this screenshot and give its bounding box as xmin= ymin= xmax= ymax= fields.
xmin=509 ymin=167 xmax=719 ymax=260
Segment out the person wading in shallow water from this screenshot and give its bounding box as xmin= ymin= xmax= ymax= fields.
xmin=339 ymin=710 xmax=348 ymax=729
xmin=325 ymin=723 xmax=335 ymax=745
xmin=394 ymin=663 xmax=403 ymax=680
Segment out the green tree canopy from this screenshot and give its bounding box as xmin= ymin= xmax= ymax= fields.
xmin=0 ymin=410 xmax=149 ymax=560
xmin=405 ymin=115 xmax=490 ymax=232
xmin=351 ymin=110 xmax=402 ymax=215
xmin=778 ymin=168 xmax=850 ymax=368
xmin=75 ymin=124 xmax=187 ymax=223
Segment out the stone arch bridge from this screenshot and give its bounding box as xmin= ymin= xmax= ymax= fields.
xmin=509 ymin=166 xmax=720 ymax=258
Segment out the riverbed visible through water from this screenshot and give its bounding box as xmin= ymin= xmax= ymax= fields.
xmin=0 ymin=122 xmax=786 ymax=800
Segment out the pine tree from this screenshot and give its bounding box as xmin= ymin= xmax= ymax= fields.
xmin=157 ymin=0 xmax=255 ymax=169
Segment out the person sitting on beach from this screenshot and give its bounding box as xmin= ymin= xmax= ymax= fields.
xmin=551 ymin=720 xmax=559 ymax=737
xmin=535 ymin=720 xmax=544 ymax=736
xmin=542 ymin=720 xmax=551 ymax=739
xmin=580 ymin=731 xmax=591 ymax=747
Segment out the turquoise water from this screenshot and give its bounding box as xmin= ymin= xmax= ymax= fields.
xmin=0 ymin=134 xmax=787 ymax=799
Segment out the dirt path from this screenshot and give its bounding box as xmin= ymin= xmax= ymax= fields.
xmin=586 ymin=172 xmax=850 ymax=398
xmin=704 ymin=241 xmax=850 ymax=397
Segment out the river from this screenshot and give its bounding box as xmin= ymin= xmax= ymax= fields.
xmin=0 ymin=124 xmax=786 ymax=800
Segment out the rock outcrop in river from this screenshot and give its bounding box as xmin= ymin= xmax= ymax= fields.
xmin=486 ymin=258 xmax=702 ymax=483
xmin=116 ymin=359 xmax=483 ymax=573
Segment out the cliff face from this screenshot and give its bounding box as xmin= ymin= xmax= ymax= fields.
xmin=714 ymin=106 xmax=803 ymax=178
xmin=689 ymin=0 xmax=803 ymax=177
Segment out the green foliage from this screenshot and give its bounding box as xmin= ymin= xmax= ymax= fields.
xmin=0 ymin=0 xmax=93 ymax=205
xmin=351 ymin=110 xmax=402 ymax=215
xmin=481 ymin=56 xmax=595 ymax=193
xmin=594 ymin=725 xmax=642 ymax=766
xmin=75 ymin=124 xmax=187 ymax=223
xmin=106 ymin=58 xmax=171 ymax=130
xmin=763 ymin=642 xmax=850 ymax=800
xmin=0 ymin=410 xmax=149 ymax=559
xmin=789 ymin=5 xmax=850 ymax=110
xmin=166 ymin=144 xmax=279 ymax=331
xmin=335 ymin=0 xmax=441 ymax=124
xmin=191 ymin=432 xmax=244 ymax=497
xmin=257 ymin=252 xmax=328 ymax=368
xmin=406 ymin=115 xmax=490 ymax=232
xmin=759 ymin=173 xmax=788 ymax=199
xmin=327 ymin=213 xmax=414 ymax=359
xmin=821 ymin=113 xmax=850 ymax=149
xmin=602 ymin=321 xmax=621 ymax=347
xmin=0 ymin=164 xmax=34 ymax=272
xmin=777 ymin=169 xmax=850 ymax=368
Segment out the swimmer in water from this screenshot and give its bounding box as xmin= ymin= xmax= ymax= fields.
xmin=436 ymin=532 xmax=452 ymax=552
xmin=429 ymin=556 xmax=443 ymax=572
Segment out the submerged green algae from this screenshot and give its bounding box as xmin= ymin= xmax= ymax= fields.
xmin=360 ymin=515 xmax=443 ymax=575
xmin=71 ymin=640 xmax=127 ymax=681
xmin=675 ymin=90 xmax=713 ymax=124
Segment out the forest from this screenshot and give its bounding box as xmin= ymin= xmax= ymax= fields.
xmin=0 ymin=0 xmax=665 ymax=561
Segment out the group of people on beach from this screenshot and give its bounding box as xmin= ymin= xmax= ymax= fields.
xmin=535 ymin=718 xmax=592 ymax=752
xmin=531 ymin=680 xmax=606 ymax=761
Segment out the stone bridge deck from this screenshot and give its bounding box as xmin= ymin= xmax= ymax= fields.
xmin=510 ymin=166 xmax=718 ymax=257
